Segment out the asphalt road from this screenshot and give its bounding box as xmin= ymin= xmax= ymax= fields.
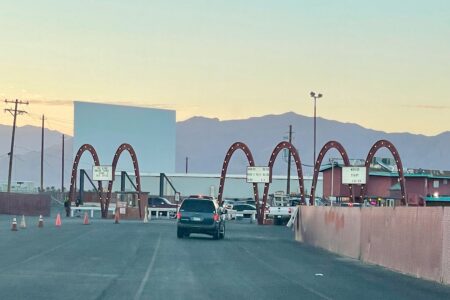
xmin=0 ymin=215 xmax=449 ymax=300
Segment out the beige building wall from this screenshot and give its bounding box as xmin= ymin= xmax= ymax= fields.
xmin=442 ymin=208 xmax=450 ymax=284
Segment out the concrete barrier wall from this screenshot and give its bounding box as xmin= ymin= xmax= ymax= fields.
xmin=296 ymin=206 xmax=450 ymax=284
xmin=0 ymin=192 xmax=51 ymax=216
xmin=296 ymin=206 xmax=361 ymax=259
xmin=360 ymin=207 xmax=443 ymax=282
xmin=443 ymin=208 xmax=450 ymax=284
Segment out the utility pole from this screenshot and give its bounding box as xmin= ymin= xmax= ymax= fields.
xmin=4 ymin=99 xmax=29 ymax=193
xmin=40 ymin=115 xmax=45 ymax=192
xmin=286 ymin=125 xmax=292 ymax=195
xmin=61 ymin=134 xmax=65 ymax=194
xmin=185 ymin=157 xmax=189 ymax=174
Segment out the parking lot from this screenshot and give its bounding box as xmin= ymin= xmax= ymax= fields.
xmin=0 ymin=214 xmax=449 ymax=300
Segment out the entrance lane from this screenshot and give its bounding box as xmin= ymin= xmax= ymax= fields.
xmin=0 ymin=217 xmax=449 ymax=300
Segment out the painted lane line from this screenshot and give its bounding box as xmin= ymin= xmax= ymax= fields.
xmin=0 ymin=271 xmax=117 ymax=279
xmin=134 ymin=233 xmax=162 ymax=300
xmin=0 ymin=229 xmax=94 ymax=272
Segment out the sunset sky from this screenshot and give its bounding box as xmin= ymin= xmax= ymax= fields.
xmin=0 ymin=1 xmax=449 ymax=136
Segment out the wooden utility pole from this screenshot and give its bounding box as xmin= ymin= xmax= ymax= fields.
xmin=4 ymin=99 xmax=28 ymax=192
xmin=40 ymin=115 xmax=45 ymax=192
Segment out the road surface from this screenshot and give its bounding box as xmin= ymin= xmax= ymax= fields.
xmin=0 ymin=216 xmax=449 ymax=299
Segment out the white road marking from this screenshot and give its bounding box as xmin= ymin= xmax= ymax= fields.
xmin=0 ymin=229 xmax=94 ymax=272
xmin=134 ymin=233 xmax=162 ymax=300
xmin=0 ymin=271 xmax=117 ymax=279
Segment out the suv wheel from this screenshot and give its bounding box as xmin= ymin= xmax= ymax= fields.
xmin=177 ymin=228 xmax=184 ymax=239
xmin=219 ymin=225 xmax=225 ymax=239
xmin=213 ymin=227 xmax=220 ymax=240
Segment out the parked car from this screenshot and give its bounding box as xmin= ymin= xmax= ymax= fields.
xmin=177 ymin=197 xmax=226 ymax=240
xmin=267 ymin=205 xmax=295 ymax=225
xmin=222 ymin=199 xmax=235 ymax=210
xmin=232 ymin=204 xmax=256 ymax=212
xmin=187 ymin=195 xmax=214 ymax=200
xmin=147 ymin=197 xmax=178 ymax=217
xmin=232 ymin=204 xmax=256 ymax=219
xmin=313 ymin=197 xmax=330 ymax=206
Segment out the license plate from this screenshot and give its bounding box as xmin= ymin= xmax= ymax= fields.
xmin=192 ymin=217 xmax=201 ymax=221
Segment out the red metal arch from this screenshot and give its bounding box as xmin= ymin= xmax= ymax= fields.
xmin=217 ymin=142 xmax=259 ymax=212
xmin=105 ymin=143 xmax=142 ymax=218
xmin=361 ymin=140 xmax=407 ymax=205
xmin=69 ymin=144 xmax=103 ymax=211
xmin=310 ymin=141 xmax=353 ymax=205
xmin=261 ymin=141 xmax=305 ymax=224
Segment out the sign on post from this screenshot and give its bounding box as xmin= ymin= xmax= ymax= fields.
xmin=117 ymin=201 xmax=127 ymax=214
xmin=246 ymin=166 xmax=271 ymax=183
xmin=92 ymin=166 xmax=113 ymax=181
xmin=342 ymin=167 xmax=367 ymax=184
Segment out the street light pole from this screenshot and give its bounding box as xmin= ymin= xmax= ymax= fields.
xmin=309 ymin=92 xmax=323 ymax=168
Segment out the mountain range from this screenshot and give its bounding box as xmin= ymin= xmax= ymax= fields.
xmin=0 ymin=112 xmax=449 ymax=188
xmin=176 ymin=112 xmax=450 ymax=176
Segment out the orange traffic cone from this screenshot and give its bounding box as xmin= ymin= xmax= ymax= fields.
xmin=83 ymin=212 xmax=90 ymax=225
xmin=20 ymin=215 xmax=27 ymax=229
xmin=55 ymin=213 xmax=62 ymax=227
xmin=38 ymin=215 xmax=44 ymax=228
xmin=114 ymin=208 xmax=120 ymax=224
xmin=11 ymin=217 xmax=18 ymax=231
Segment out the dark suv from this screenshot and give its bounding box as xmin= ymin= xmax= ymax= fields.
xmin=177 ymin=198 xmax=225 ymax=240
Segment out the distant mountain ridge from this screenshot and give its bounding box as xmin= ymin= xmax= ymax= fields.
xmin=176 ymin=112 xmax=450 ymax=175
xmin=0 ymin=124 xmax=73 ymax=189
xmin=0 ymin=112 xmax=449 ymax=187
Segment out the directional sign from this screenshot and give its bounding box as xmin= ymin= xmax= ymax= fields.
xmin=342 ymin=167 xmax=366 ymax=184
xmin=92 ymin=165 xmax=113 ymax=181
xmin=247 ymin=166 xmax=271 ymax=183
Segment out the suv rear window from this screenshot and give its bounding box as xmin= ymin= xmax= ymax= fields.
xmin=180 ymin=199 xmax=215 ymax=213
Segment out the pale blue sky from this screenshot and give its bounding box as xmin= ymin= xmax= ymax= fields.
xmin=1 ymin=0 xmax=449 ymax=135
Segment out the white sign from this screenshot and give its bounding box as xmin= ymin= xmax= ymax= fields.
xmin=92 ymin=166 xmax=113 ymax=181
xmin=247 ymin=166 xmax=271 ymax=183
xmin=342 ymin=167 xmax=367 ymax=184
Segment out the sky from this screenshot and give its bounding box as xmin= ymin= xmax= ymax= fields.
xmin=0 ymin=0 xmax=449 ymax=136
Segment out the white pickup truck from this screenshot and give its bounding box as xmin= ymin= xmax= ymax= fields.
xmin=266 ymin=192 xmax=297 ymax=225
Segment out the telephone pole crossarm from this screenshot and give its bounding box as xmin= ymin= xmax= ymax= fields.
xmin=4 ymin=99 xmax=29 ymax=193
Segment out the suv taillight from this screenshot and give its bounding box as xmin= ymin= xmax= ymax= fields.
xmin=213 ymin=213 xmax=219 ymax=221
xmin=176 ymin=212 xmax=181 ymax=219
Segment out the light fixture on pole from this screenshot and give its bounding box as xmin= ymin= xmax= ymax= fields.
xmin=309 ymin=91 xmax=323 ymax=168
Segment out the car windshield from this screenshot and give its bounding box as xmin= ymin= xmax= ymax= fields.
xmin=180 ymin=199 xmax=215 ymax=213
